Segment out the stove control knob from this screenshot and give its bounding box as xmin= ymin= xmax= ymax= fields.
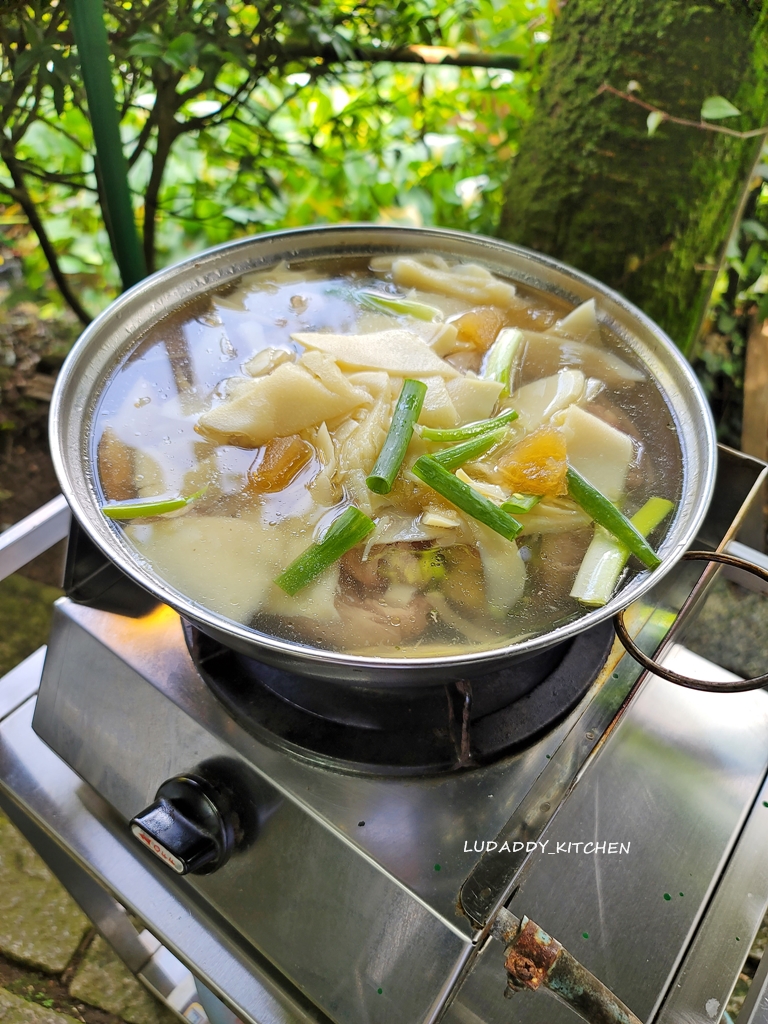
xmin=130 ymin=775 xmax=234 ymax=875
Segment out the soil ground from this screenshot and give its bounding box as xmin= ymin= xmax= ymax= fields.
xmin=0 ymin=430 xmax=66 ymax=676
xmin=0 ymin=300 xmax=71 ymax=673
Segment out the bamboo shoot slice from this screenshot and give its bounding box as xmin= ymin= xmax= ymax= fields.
xmin=507 ymin=370 xmax=585 ymax=431
xmin=292 ymin=328 xmax=459 ymax=378
xmin=196 ymin=356 xmax=371 ymax=447
xmin=553 ymin=299 xmax=601 ymax=345
xmin=559 ymin=405 xmax=634 ymax=502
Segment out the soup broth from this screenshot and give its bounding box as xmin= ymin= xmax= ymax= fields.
xmin=92 ymin=252 xmax=683 ymax=656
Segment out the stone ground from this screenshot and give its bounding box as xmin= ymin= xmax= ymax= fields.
xmin=0 ymin=810 xmax=176 ymax=1024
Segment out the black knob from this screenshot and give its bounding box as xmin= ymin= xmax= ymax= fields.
xmin=130 ymin=775 xmax=234 ymax=875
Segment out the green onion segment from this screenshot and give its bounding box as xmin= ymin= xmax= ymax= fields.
xmin=571 ymin=496 xmax=674 ymax=606
xmin=481 ymin=327 xmax=524 ymax=395
xmin=431 ymin=430 xmax=504 ymax=471
xmin=501 ymin=493 xmax=542 ymax=515
xmin=359 ymin=290 xmax=442 ymax=322
xmin=566 ymin=466 xmax=663 ymax=570
xmin=412 ymin=456 xmax=522 ymax=542
xmin=275 ymin=506 xmax=375 ymax=596
xmin=102 ymin=486 xmax=207 ymax=520
xmin=420 ymin=409 xmax=518 ymax=443
xmin=367 ymin=378 xmax=427 ymax=494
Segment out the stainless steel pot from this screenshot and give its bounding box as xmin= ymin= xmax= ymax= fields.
xmin=50 ymin=225 xmax=717 ymax=684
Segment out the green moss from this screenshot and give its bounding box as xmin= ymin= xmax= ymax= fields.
xmin=68 ymin=936 xmax=176 ymax=1024
xmin=499 ymin=0 xmax=768 ymax=353
xmin=0 ymin=989 xmax=80 ymax=1024
xmin=0 ymin=574 xmax=62 ymax=678
xmin=0 ymin=811 xmax=90 ymax=973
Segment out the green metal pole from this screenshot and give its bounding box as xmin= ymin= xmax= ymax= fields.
xmin=69 ymin=0 xmax=147 ymax=288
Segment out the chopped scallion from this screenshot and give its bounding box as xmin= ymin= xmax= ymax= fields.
xmin=367 ymin=378 xmax=427 ymax=494
xmin=431 ymin=430 xmax=504 ymax=470
xmin=480 ymin=327 xmax=524 ymax=395
xmin=420 ymin=409 xmax=518 ymax=442
xmin=102 ymin=486 xmax=207 ymax=520
xmin=412 ymin=456 xmax=522 ymax=542
xmin=275 ymin=506 xmax=375 ymax=596
xmin=501 ymin=493 xmax=542 ymax=515
xmin=571 ymin=496 xmax=674 ymax=606
xmin=359 ymin=290 xmax=443 ymax=322
xmin=566 ymin=466 xmax=662 ymax=570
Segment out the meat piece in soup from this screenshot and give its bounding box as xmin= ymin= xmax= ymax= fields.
xmin=92 ymin=253 xmax=682 ymax=656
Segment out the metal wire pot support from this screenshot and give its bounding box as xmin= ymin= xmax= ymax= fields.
xmin=614 ymin=550 xmax=768 ymax=692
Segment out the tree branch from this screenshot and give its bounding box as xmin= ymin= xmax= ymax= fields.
xmin=10 ymin=83 xmax=42 ymax=144
xmin=597 ymin=83 xmax=768 ymax=140
xmin=127 ymin=109 xmax=156 ymax=168
xmin=268 ymin=42 xmax=523 ymax=71
xmin=12 ymin=160 xmax=97 ymax=191
xmin=35 ymin=114 xmax=91 ymax=152
xmin=0 ymin=154 xmax=92 ymax=325
xmin=142 ymin=91 xmax=180 ymax=273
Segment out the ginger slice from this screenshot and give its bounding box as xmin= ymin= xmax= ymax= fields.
xmin=496 ymin=425 xmax=568 ymax=497
xmin=247 ymin=435 xmax=314 ymax=493
xmin=97 ymin=427 xmax=136 ymax=502
xmin=453 ymin=307 xmax=507 ymax=351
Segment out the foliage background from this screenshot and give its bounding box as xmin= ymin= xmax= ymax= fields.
xmin=0 ymin=0 xmax=552 ymax=319
xmin=1 ymin=0 xmax=767 ymax=448
xmin=695 ymin=163 xmax=768 ymax=445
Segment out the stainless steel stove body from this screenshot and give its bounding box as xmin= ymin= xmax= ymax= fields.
xmin=3 ymin=446 xmax=768 ymax=1024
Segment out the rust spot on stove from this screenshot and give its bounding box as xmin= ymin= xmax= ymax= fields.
xmin=503 ymin=916 xmax=562 ymax=991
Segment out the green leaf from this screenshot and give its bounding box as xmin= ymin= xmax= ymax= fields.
xmin=163 ymin=51 xmax=192 ymax=73
xmin=701 ymin=95 xmax=741 ymax=120
xmin=742 ymin=219 xmax=768 ymax=242
xmin=15 ymin=46 xmax=44 ymax=79
xmin=167 ymin=32 xmax=198 ymax=62
xmin=129 ymin=30 xmax=162 ymax=44
xmin=646 ymin=110 xmax=664 ymax=137
xmin=163 ymin=32 xmax=200 ymax=73
xmin=129 ymin=42 xmax=163 ymax=59
xmin=717 ymin=312 xmax=737 ymax=334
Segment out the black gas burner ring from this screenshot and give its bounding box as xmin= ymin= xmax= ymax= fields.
xmin=185 ymin=622 xmax=615 ymax=776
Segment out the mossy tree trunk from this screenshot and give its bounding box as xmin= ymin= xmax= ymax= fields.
xmin=498 ymin=0 xmax=768 ymax=355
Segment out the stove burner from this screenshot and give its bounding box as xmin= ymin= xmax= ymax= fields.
xmin=187 ymin=622 xmax=615 ymax=775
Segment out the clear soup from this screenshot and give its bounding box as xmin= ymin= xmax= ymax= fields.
xmin=92 ymin=252 xmax=683 ymax=656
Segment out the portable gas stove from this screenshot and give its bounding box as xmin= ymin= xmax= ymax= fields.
xmin=3 ymin=445 xmax=768 ymax=1024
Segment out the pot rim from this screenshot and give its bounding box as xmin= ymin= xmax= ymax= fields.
xmin=50 ymin=223 xmax=717 ymax=682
